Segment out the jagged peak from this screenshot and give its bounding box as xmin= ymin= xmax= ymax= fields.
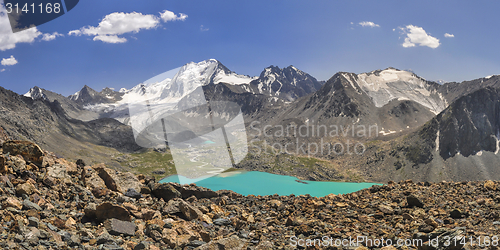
xmin=24 ymin=86 xmax=48 ymax=100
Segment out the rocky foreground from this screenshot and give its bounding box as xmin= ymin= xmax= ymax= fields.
xmin=1 ymin=140 xmax=500 ymax=249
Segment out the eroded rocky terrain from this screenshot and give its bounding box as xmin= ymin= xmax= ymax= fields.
xmin=1 ymin=140 xmax=500 ymax=250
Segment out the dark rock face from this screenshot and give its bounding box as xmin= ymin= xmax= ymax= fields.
xmin=249 ymin=65 xmax=324 ymax=102
xmin=436 ymin=87 xmax=500 ymax=159
xmin=301 ymin=73 xmax=363 ymax=118
xmin=68 ymin=85 xmax=124 ymax=106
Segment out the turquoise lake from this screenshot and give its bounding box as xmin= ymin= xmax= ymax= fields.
xmin=159 ymin=171 xmax=380 ymax=197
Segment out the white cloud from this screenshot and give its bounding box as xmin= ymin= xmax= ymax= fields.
xmin=444 ymin=33 xmax=454 ymax=38
xmin=93 ymin=35 xmax=127 ymax=43
xmin=359 ymin=21 xmax=380 ymax=28
xmin=0 ymin=9 xmax=42 ymax=51
xmin=68 ymin=30 xmax=82 ymax=36
xmin=160 ymin=10 xmax=188 ymax=22
xmin=400 ymin=25 xmax=440 ymax=49
xmin=42 ymin=32 xmax=64 ymax=41
xmin=69 ymin=10 xmax=187 ymax=43
xmin=1 ymin=69 xmax=5 ymax=72
xmin=200 ymin=25 xmax=209 ymax=32
xmin=1 ymin=55 xmax=18 ymax=66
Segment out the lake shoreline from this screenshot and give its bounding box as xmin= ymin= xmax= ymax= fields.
xmin=159 ymin=171 xmax=382 ymax=197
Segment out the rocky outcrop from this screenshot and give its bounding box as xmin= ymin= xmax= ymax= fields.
xmin=1 ymin=140 xmax=500 ymax=249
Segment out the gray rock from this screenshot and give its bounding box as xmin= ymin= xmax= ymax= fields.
xmin=124 ymin=188 xmax=143 ymax=199
xmin=104 ymin=218 xmax=136 ymax=236
xmin=96 ymin=232 xmax=116 ymax=245
xmin=213 ymin=218 xmax=231 ymax=226
xmin=28 ymin=217 xmax=39 ymax=227
xmin=22 ymin=200 xmax=41 ymax=211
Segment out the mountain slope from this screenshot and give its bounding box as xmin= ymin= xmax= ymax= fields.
xmin=336 ymin=87 xmax=500 ymax=183
xmin=1 ymin=86 xmax=140 ymax=167
xmin=439 ymin=74 xmax=500 ymax=105
xmin=270 ymin=70 xmax=438 ymax=135
xmin=25 ymin=86 xmax=99 ymax=121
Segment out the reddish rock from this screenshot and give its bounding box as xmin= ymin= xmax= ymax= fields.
xmin=179 ymin=200 xmax=205 ymax=221
xmin=15 ymin=181 xmax=37 ymax=196
xmin=151 ymin=183 xmax=182 ymax=201
xmin=82 ymin=166 xmax=107 ymax=191
xmin=2 ymin=141 xmax=44 ymax=166
xmin=93 ymin=164 xmax=142 ymax=194
xmin=3 ymin=197 xmax=23 ymax=210
xmin=95 ymin=202 xmax=131 ymax=222
xmin=484 ymin=180 xmax=496 ymax=191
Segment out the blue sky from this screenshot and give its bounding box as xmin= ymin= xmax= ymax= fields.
xmin=1 ymin=0 xmax=499 ymax=96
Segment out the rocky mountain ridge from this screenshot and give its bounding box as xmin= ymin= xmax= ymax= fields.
xmin=15 ymin=61 xmax=500 ymax=183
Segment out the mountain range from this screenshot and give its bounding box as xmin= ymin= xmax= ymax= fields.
xmin=9 ymin=59 xmax=500 ymax=182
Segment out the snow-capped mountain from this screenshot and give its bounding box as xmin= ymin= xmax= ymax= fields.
xmin=249 ymin=65 xmax=323 ymax=101
xmin=24 ymin=86 xmax=48 ymax=101
xmin=340 ymin=68 xmax=447 ymax=114
xmin=120 ymin=59 xmax=256 ymax=106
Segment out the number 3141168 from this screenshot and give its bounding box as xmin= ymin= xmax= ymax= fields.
xmin=5 ymin=2 xmax=61 ymax=14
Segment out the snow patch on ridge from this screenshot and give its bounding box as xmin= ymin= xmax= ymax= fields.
xmin=353 ymin=68 xmax=446 ymax=114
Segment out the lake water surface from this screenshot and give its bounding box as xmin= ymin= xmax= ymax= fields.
xmin=160 ymin=171 xmax=380 ymax=197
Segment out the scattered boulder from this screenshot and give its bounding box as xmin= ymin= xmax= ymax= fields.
xmin=3 ymin=197 xmax=23 ymax=210
xmin=179 ymin=200 xmax=204 ymax=221
xmin=407 ymin=194 xmax=424 ymax=208
xmin=15 ymin=181 xmax=37 ymax=196
xmin=44 ymin=163 xmax=72 ymax=184
xmin=170 ymin=182 xmax=218 ymax=199
xmin=150 ymin=183 xmax=181 ymax=201
xmin=484 ymin=180 xmax=497 ymax=191
xmin=124 ymin=188 xmax=143 ymax=199
xmin=93 ymin=164 xmax=142 ymax=194
xmin=2 ymin=141 xmax=44 ymax=166
xmin=194 ymin=235 xmax=245 ymax=250
xmin=378 ymin=204 xmax=394 ymax=214
xmin=95 ymin=203 xmax=132 ymax=222
xmin=104 ymin=218 xmax=136 ymax=236
xmin=82 ymin=166 xmax=107 ymax=190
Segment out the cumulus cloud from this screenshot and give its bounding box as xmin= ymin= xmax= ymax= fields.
xmin=0 ymin=69 xmax=5 ymax=72
xmin=400 ymin=25 xmax=440 ymax=49
xmin=200 ymin=25 xmax=209 ymax=32
xmin=1 ymin=55 xmax=18 ymax=66
xmin=160 ymin=10 xmax=187 ymax=22
xmin=42 ymin=32 xmax=64 ymax=41
xmin=0 ymin=9 xmax=42 ymax=50
xmin=93 ymin=35 xmax=127 ymax=43
xmin=444 ymin=33 xmax=454 ymax=38
xmin=69 ymin=10 xmax=187 ymax=43
xmin=359 ymin=21 xmax=380 ymax=28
